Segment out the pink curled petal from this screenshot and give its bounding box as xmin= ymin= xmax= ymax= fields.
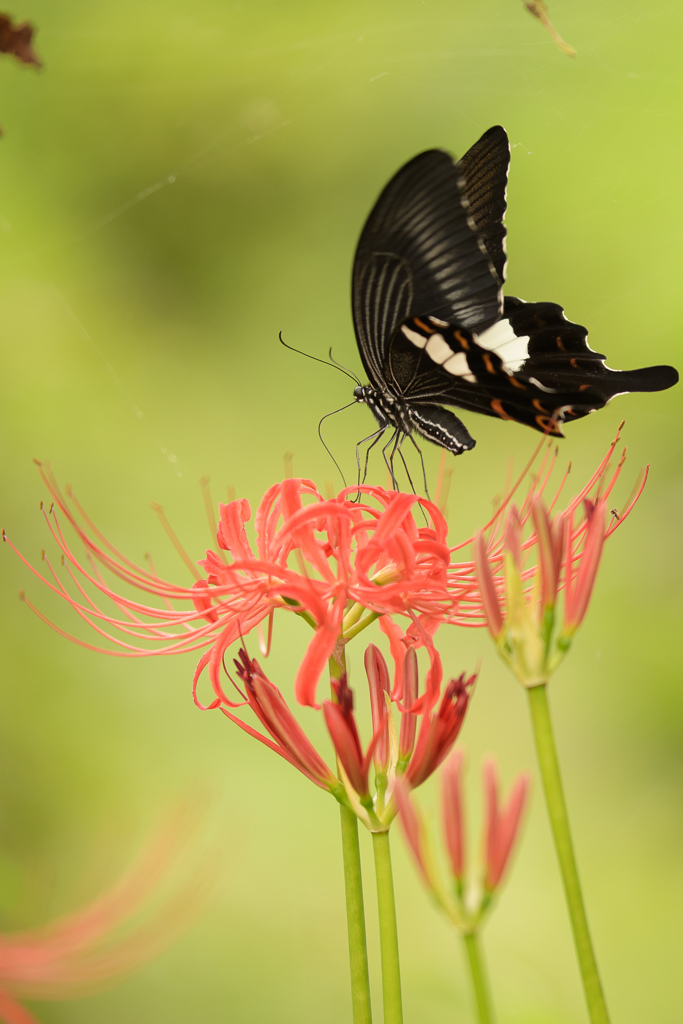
xmin=442 ymin=749 xmax=466 ymax=880
xmin=192 ymin=652 xmax=223 ymax=711
xmin=323 ymin=702 xmax=369 ymax=797
xmin=191 ymin=580 xmax=218 ymax=624
xmin=486 ymin=769 xmax=530 ymax=890
xmin=405 ymin=713 xmax=438 ymax=789
xmin=417 ymin=495 xmax=449 ymax=544
xmin=405 ymin=672 xmax=472 ymax=788
xmin=394 ymin=779 xmax=431 ymax=887
xmin=294 ymin=600 xmax=345 ymax=708
xmin=531 ymin=499 xmax=558 ymax=608
xmin=248 ymin=671 xmax=336 ymax=787
xmin=216 ymin=498 xmax=253 ymax=558
xmin=474 ymin=532 xmax=504 ymax=638
xmin=564 ymin=499 xmax=607 ymax=631
xmin=483 ymin=759 xmax=500 ymax=889
xmin=504 ymin=506 xmax=523 ymax=571
xmin=0 ymin=989 xmax=39 ymax=1024
xmin=398 ymin=647 xmax=419 ymax=760
xmin=378 ymin=617 xmax=408 ymax=699
xmin=254 ymin=481 xmax=286 ymax=562
xmin=371 ymin=493 xmax=418 ymax=547
xmin=422 ymin=641 xmax=443 ymax=713
xmin=365 ymin=645 xmax=390 ymax=770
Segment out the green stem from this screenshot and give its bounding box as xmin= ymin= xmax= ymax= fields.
xmin=340 ymin=804 xmax=373 ymax=1024
xmin=462 ymin=932 xmax=494 ymax=1024
xmin=372 ymin=831 xmax=403 ymax=1024
xmin=527 ymin=683 xmax=610 ymax=1024
xmin=344 ymin=610 xmax=381 ymax=642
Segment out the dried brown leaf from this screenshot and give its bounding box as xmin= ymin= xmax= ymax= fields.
xmin=0 ymin=13 xmax=42 ymax=67
xmin=524 ymin=0 xmax=577 ymax=58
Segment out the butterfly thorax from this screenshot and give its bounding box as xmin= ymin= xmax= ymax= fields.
xmin=353 ymin=385 xmax=415 ymax=434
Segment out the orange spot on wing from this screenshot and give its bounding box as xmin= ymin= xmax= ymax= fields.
xmin=491 ymin=398 xmax=514 ymax=421
xmin=454 ymin=330 xmax=470 ymax=350
xmin=413 ymin=318 xmax=432 ymax=333
xmin=535 ymin=414 xmax=563 ymax=436
xmin=483 ymin=354 xmax=496 ymax=374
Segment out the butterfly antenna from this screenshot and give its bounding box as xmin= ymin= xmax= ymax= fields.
xmin=318 ymin=402 xmax=357 ymax=487
xmin=328 ymin=347 xmax=361 ymax=386
xmin=279 ymin=332 xmax=360 ymax=385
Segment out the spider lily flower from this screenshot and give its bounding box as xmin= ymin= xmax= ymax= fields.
xmin=395 ymin=752 xmax=529 ymax=929
xmin=6 ymin=467 xmax=464 ymax=712
xmin=324 ymin=645 xmax=475 ymax=829
xmin=448 ymin=424 xmax=644 ymax=632
xmin=221 ymin=643 xmax=474 ymax=831
xmin=0 ymin=810 xmax=208 ymax=1024
xmin=471 ymin=429 xmax=647 ymax=686
xmin=5 ymin=429 xmax=636 ymax=706
xmin=224 ymin=649 xmax=343 ymax=796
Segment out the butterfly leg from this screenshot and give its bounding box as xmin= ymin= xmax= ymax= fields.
xmin=404 ymin=432 xmax=431 ymax=500
xmin=382 ymin=429 xmax=402 ymax=489
xmin=355 ymin=425 xmax=387 ymax=499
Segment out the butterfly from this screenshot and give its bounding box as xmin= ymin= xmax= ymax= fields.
xmin=351 ymin=126 xmax=678 ymax=464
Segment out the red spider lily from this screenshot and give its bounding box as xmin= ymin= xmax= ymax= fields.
xmin=4 ymin=430 xmax=640 ymax=710
xmin=326 ymin=645 xmax=474 ymax=827
xmin=217 ymin=644 xmax=473 ymax=830
xmin=395 ymin=753 xmax=529 ymax=928
xmin=448 ymin=423 xmax=645 ymax=631
xmin=6 ymin=467 xmax=462 ymax=712
xmin=0 ymin=810 xmax=208 ymax=1024
xmin=469 ymin=429 xmax=647 ymax=685
xmin=224 ymin=648 xmax=342 ymax=794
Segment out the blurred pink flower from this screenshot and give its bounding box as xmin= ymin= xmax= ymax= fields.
xmin=0 ymin=811 xmax=207 ymax=1024
xmin=395 ymin=752 xmax=530 ymax=927
xmin=482 ymin=759 xmax=530 ymax=892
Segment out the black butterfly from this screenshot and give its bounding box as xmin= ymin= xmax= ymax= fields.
xmin=351 ymin=126 xmax=678 ymax=466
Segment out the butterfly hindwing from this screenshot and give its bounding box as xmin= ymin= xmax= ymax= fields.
xmin=502 ymin=296 xmax=680 ymax=398
xmin=388 ymin=315 xmax=607 ymax=437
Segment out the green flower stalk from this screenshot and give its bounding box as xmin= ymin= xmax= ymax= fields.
xmin=473 ymin=437 xmax=648 ymax=1024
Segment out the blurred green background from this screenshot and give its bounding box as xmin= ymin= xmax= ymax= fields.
xmin=0 ymin=0 xmax=681 ymax=1020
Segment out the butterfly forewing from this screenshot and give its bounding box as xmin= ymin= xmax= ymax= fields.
xmin=352 ymin=149 xmax=502 ymax=388
xmin=457 ymin=125 xmax=510 ymax=285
